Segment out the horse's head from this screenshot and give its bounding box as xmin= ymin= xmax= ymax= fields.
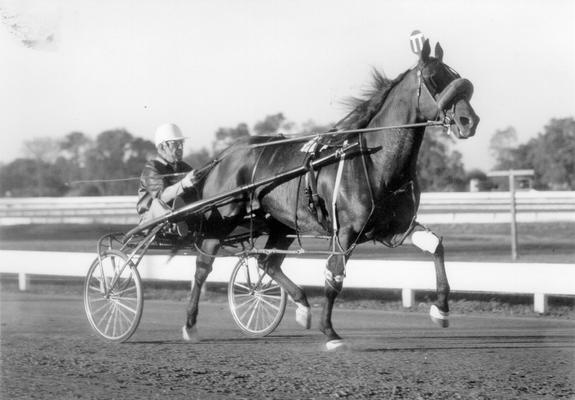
xmin=417 ymin=40 xmax=479 ymax=139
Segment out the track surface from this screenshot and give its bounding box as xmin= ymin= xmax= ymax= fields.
xmin=2 ymin=292 xmax=574 ymax=399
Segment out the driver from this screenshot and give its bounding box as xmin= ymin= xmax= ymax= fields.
xmin=137 ymin=123 xmax=198 ymax=236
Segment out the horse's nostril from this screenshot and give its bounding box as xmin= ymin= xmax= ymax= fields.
xmin=459 ymin=116 xmax=470 ymax=127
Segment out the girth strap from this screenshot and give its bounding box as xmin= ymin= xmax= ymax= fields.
xmin=304 ymin=154 xmax=329 ymax=229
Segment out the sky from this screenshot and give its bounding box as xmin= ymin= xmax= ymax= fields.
xmin=1 ymin=0 xmax=574 ymax=171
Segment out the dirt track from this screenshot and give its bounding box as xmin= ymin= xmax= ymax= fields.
xmin=2 ymin=292 xmax=574 ymax=399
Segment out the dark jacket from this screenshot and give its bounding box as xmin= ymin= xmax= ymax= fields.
xmin=137 ymin=158 xmax=192 ymax=215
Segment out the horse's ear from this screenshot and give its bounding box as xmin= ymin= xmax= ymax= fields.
xmin=420 ymin=39 xmax=431 ymax=62
xmin=435 ymin=42 xmax=444 ymax=62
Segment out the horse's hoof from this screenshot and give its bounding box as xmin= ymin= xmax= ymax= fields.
xmin=182 ymin=325 xmax=200 ymax=343
xmin=430 ymin=305 xmax=449 ymax=328
xmin=295 ymin=304 xmax=312 ymax=329
xmin=325 ymin=339 xmax=347 ymax=351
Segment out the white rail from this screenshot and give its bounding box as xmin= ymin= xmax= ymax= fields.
xmin=1 ymin=250 xmax=573 ymax=314
xmin=1 ymin=192 xmax=574 ymax=225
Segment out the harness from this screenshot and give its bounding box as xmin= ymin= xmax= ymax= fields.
xmin=116 ymin=62 xmax=473 ymax=263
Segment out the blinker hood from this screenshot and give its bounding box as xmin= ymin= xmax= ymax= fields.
xmin=436 ymin=78 xmax=474 ymax=111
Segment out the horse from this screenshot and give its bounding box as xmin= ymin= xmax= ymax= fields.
xmin=182 ymin=39 xmax=479 ymax=350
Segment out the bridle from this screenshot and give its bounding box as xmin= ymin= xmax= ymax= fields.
xmin=416 ymin=61 xmax=472 ymax=135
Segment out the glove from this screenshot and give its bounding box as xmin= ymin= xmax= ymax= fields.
xmin=181 ymin=170 xmax=198 ymax=190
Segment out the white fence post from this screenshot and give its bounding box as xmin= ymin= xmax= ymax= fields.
xmin=533 ymin=293 xmax=548 ymax=314
xmin=402 ymin=288 xmax=415 ymax=308
xmin=18 ymin=273 xmax=29 ymax=291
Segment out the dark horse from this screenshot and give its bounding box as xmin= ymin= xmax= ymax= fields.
xmin=182 ymin=40 xmax=479 ymax=350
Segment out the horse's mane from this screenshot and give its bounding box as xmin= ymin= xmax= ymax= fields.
xmin=338 ymin=69 xmax=411 ymax=130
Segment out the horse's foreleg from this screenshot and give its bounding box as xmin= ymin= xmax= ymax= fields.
xmin=183 ymin=239 xmax=219 ymax=342
xmin=410 ymin=225 xmax=450 ymax=328
xmin=320 ymin=253 xmax=347 ymax=350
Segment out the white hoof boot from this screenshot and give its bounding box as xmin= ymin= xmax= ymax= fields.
xmin=325 ymin=339 xmax=347 ymax=351
xmin=182 ymin=325 xmax=200 ymax=343
xmin=295 ymin=304 xmax=312 ymax=329
xmin=430 ymin=305 xmax=449 ymax=328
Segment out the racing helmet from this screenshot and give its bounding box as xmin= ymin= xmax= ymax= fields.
xmin=154 ymin=123 xmax=185 ymax=147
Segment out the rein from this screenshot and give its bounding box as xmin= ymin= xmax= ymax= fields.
xmin=68 ymin=173 xmax=187 ymax=185
xmin=68 ymin=121 xmax=444 ymax=186
xmin=241 ymin=120 xmax=445 ymax=151
xmin=68 ymin=159 xmax=220 ymax=186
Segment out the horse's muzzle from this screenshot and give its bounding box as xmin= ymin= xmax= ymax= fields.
xmin=436 ymin=78 xmax=478 ymax=139
xmin=445 ymin=99 xmax=480 ymax=139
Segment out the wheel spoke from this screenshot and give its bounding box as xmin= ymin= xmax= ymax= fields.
xmin=243 ymin=264 xmax=252 ymax=287
xmin=254 ymin=301 xmax=262 ymax=330
xmin=112 ymin=298 xmax=137 ymax=315
xmin=115 ymin=303 xmax=133 ymax=328
xmin=261 ymin=301 xmax=275 ymax=323
xmin=259 ymin=284 xmax=281 ymax=294
xmin=232 ymin=293 xmax=252 ymax=298
xmin=258 ymin=296 xmax=281 ymax=311
xmin=245 ymin=298 xmax=260 ymax=329
xmin=112 ymin=284 xmax=137 ymax=296
xmin=88 ymin=296 xmax=107 ymax=303
xmin=233 ymin=282 xmax=252 ymax=292
xmin=114 ymin=273 xmax=135 ymax=292
xmin=262 ymin=301 xmax=275 ymax=326
xmin=91 ymin=299 xmax=113 ymax=317
xmin=259 ymin=301 xmax=270 ymax=330
xmin=99 ymin=303 xmax=115 ymax=335
xmin=259 ymin=300 xmax=270 ymax=329
xmin=259 ymin=292 xmax=282 ymax=300
xmin=237 ymin=297 xmax=258 ymax=321
xmin=88 ymin=284 xmax=106 ymax=294
xmin=97 ymin=264 xmax=108 ymax=293
xmin=236 ymin=296 xmax=258 ymax=318
xmin=112 ymin=305 xmax=118 ymax=337
xmin=110 ymin=289 xmax=137 ymax=300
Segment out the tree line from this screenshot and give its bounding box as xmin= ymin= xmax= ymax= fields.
xmin=0 ymin=114 xmax=573 ymax=197
xmin=486 ymin=118 xmax=575 ymax=190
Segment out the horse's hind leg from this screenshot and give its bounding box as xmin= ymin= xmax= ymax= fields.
xmin=183 ymin=238 xmax=219 ymax=342
xmin=259 ymin=234 xmax=312 ymax=329
xmin=410 ymin=224 xmax=450 ymax=328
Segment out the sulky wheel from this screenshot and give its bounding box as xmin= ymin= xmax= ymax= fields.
xmin=84 ymin=249 xmax=143 ymax=342
xmin=228 ymin=255 xmax=287 ymax=336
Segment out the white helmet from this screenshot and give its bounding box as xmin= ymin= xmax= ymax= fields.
xmin=154 ymin=123 xmax=185 ymax=146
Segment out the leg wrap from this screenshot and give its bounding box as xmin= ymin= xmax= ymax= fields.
xmin=325 ymin=270 xmax=345 ymax=292
xmin=411 ymin=230 xmax=441 ymax=254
